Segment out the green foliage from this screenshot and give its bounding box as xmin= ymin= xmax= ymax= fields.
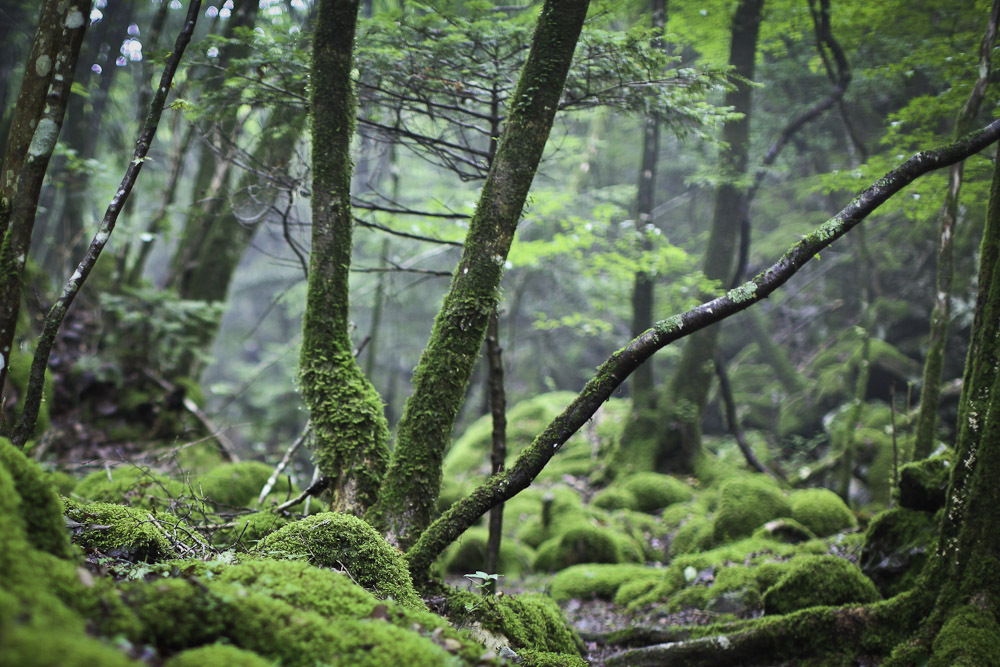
xmin=762 ymin=555 xmax=881 ymax=615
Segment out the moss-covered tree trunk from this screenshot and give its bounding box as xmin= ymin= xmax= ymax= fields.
xmin=368 ymin=0 xmax=592 ymax=549
xmin=301 ymin=0 xmax=389 ymax=515
xmin=654 ymin=0 xmax=763 ymax=474
xmin=0 ymin=0 xmax=88 ymax=413
xmin=912 ymin=0 xmax=1000 ymax=460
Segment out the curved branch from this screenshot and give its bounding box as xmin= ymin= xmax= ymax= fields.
xmin=12 ymin=0 xmax=203 ymax=447
xmin=405 ymin=117 xmax=1000 ymax=577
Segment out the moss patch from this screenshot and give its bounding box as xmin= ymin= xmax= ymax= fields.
xmin=163 ymin=644 xmax=275 ymax=667
xmin=789 ymin=487 xmax=856 ymax=537
xmin=617 ymin=472 xmax=694 ymax=513
xmin=762 ymin=554 xmax=880 ymax=615
xmin=74 ymin=466 xmax=187 ymax=510
xmin=712 ymin=475 xmax=792 ymax=543
xmin=930 ymin=605 xmax=1000 ymax=667
xmin=193 ymin=461 xmax=279 ymax=507
xmin=548 ymin=563 xmax=660 ymax=602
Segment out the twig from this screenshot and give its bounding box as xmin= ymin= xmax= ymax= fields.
xmin=257 ymin=421 xmax=312 ymax=504
xmin=274 ymin=473 xmax=330 ymax=513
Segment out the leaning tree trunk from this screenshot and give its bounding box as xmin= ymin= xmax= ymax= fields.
xmin=0 ymin=0 xmax=89 ymax=418
xmin=912 ymin=0 xmax=1000 ymax=461
xmin=654 ymin=0 xmax=763 ymax=474
xmin=368 ymin=0 xmax=592 ymax=550
xmin=300 ymin=0 xmax=390 ymax=515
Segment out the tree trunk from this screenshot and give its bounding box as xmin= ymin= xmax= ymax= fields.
xmin=913 ymin=0 xmax=1000 ymax=460
xmin=0 ymin=0 xmax=89 ymax=418
xmin=655 ymin=0 xmax=763 ymax=474
xmin=368 ymin=0 xmax=592 ymax=549
xmin=300 ymin=0 xmax=390 ymax=515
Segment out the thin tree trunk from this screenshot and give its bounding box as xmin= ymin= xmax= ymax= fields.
xmin=368 ymin=0 xmax=592 ymax=549
xmin=484 ymin=311 xmax=507 ymax=575
xmin=655 ymin=0 xmax=764 ymax=475
xmin=301 ymin=0 xmax=389 ymax=515
xmin=913 ymin=0 xmax=1000 ymax=460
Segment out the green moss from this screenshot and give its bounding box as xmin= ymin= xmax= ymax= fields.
xmin=442 ymin=527 xmax=535 ymax=576
xmin=898 ymin=453 xmax=951 ymax=512
xmin=518 ymin=649 xmax=588 ymax=667
xmin=163 ymin=644 xmax=275 ymax=667
xmin=74 ymin=466 xmax=187 ymax=510
xmin=64 ymin=498 xmax=192 ymax=562
xmin=0 ymin=438 xmax=74 ymax=558
xmin=549 ymin=563 xmax=660 ymax=602
xmin=533 ymin=521 xmax=624 ymax=572
xmin=670 ymin=515 xmax=714 ymax=555
xmin=591 ymin=486 xmax=637 ymax=511
xmin=930 ymin=605 xmax=1000 ymax=666
xmin=751 ymin=517 xmax=818 ymax=543
xmin=859 ymin=506 xmax=939 ymax=597
xmin=448 ymin=589 xmax=583 ymax=655
xmin=762 ymin=555 xmax=880 ymax=615
xmin=618 ymin=472 xmax=694 ymax=513
xmin=712 ymin=475 xmax=792 ymax=544
xmin=194 ymin=461 xmax=278 ymax=507
xmin=256 ymin=512 xmax=424 ymax=609
xmin=789 ymin=487 xmax=857 ymax=537
xmin=0 ymin=626 xmax=139 ymax=667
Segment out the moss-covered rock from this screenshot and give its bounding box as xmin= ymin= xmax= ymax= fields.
xmin=752 ymin=518 xmax=818 ymax=544
xmin=712 ymin=475 xmax=792 ymax=544
xmin=74 ymin=466 xmax=187 ymax=510
xmin=447 ymin=589 xmax=583 ymax=656
xmin=64 ymin=498 xmax=190 ymax=562
xmin=591 ymin=486 xmax=637 ymax=511
xmin=670 ymin=515 xmax=714 ymax=556
xmin=618 ymin=472 xmax=693 ymax=513
xmin=213 ymin=510 xmax=289 ymax=548
xmin=548 ymin=563 xmax=660 ymax=602
xmin=163 ymin=644 xmax=276 ymax=667
xmin=859 ymin=506 xmax=939 ymax=597
xmin=256 ymin=512 xmax=424 ymax=609
xmin=194 ymin=461 xmax=280 ymax=507
xmin=898 ymin=454 xmax=951 ymax=512
xmin=789 ymin=487 xmax=857 ymax=537
xmin=762 ymin=555 xmax=880 ymax=615
xmin=533 ymin=522 xmax=624 ymax=571
xmin=930 ymin=605 xmax=1000 ymax=667
xmin=0 ymin=438 xmax=74 ymax=558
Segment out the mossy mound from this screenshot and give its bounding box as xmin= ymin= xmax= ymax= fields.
xmin=789 ymin=487 xmax=856 ymax=537
xmin=860 ymin=506 xmax=939 ymax=597
xmin=74 ymin=465 xmax=187 ymax=510
xmin=670 ymin=515 xmax=714 ymax=556
xmin=930 ymin=605 xmax=1000 ymax=667
xmin=0 ymin=439 xmax=74 ymax=558
xmin=533 ymin=521 xmax=637 ymax=572
xmin=591 ymin=486 xmax=637 ymax=511
xmin=548 ymin=563 xmax=660 ymax=602
xmin=518 ymin=649 xmax=588 ymax=667
xmin=163 ymin=644 xmax=275 ymax=667
xmin=64 ymin=497 xmax=199 ymax=562
xmin=194 ymin=461 xmax=281 ymax=507
xmin=762 ymin=555 xmax=880 ymax=615
xmin=898 ymin=454 xmax=951 ymax=512
xmin=256 ymin=512 xmax=424 ymax=609
xmin=712 ymin=475 xmax=792 ymax=544
xmin=442 ymin=527 xmax=535 ymax=576
xmin=752 ymin=518 xmax=817 ymax=543
xmin=617 ymin=472 xmax=694 ymax=513
xmin=448 ymin=589 xmax=583 ymax=656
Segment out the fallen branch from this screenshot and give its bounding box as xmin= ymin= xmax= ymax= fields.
xmin=257 ymin=421 xmax=312 ymax=504
xmin=405 ymin=117 xmax=1000 ymax=578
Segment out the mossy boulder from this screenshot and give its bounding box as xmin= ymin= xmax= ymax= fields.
xmin=859 ymin=506 xmax=939 ymax=597
xmin=930 ymin=605 xmax=1000 ymax=667
xmin=789 ymin=487 xmax=857 ymax=537
xmin=898 ymin=454 xmax=951 ymax=512
xmin=548 ymin=563 xmax=660 ymax=602
xmin=163 ymin=644 xmax=275 ymax=667
xmin=0 ymin=439 xmax=74 ymax=558
xmin=74 ymin=466 xmax=187 ymax=510
xmin=256 ymin=512 xmax=424 ymax=609
xmin=443 ymin=527 xmax=535 ymax=576
xmin=533 ymin=522 xmax=626 ymax=572
xmin=752 ymin=518 xmax=818 ymax=544
xmin=670 ymin=515 xmax=714 ymax=556
xmin=591 ymin=486 xmax=637 ymax=511
xmin=213 ymin=510 xmax=289 ymax=548
xmin=712 ymin=475 xmax=792 ymax=544
xmin=762 ymin=555 xmax=880 ymax=615
xmin=617 ymin=472 xmax=693 ymax=514
xmin=194 ymin=461 xmax=280 ymax=507
xmin=447 ymin=589 xmax=583 ymax=656
xmin=64 ymin=498 xmax=196 ymax=562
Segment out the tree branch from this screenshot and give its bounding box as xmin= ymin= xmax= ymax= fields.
xmin=405 ymin=117 xmax=1000 ymax=577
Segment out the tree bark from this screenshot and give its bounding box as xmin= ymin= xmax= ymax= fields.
xmin=655 ymin=0 xmax=764 ymax=474
xmin=913 ymin=0 xmax=1000 ymax=460
xmin=404 ymin=118 xmax=1000 ymax=581
xmin=301 ymin=0 xmax=390 ymax=516
xmin=368 ymin=0 xmax=592 ymax=549
xmin=0 ymin=0 xmax=89 ymax=418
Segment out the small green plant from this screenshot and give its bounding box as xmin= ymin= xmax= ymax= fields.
xmin=464 ymin=570 xmax=502 ymax=598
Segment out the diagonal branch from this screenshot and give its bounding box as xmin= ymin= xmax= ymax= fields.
xmin=405 ymin=117 xmax=1000 ymax=578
